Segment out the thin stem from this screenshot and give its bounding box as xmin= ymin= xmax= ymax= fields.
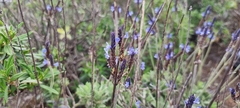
xmin=57 ymin=0 xmax=67 ymax=106
xmin=91 ymin=0 xmax=97 ymax=107
xmin=176 ymin=72 xmax=193 ymax=107
xmin=162 ymin=0 xmax=173 ymax=42
xmin=17 ymin=0 xmax=43 ymax=107
xmin=141 ymin=3 xmax=166 ymax=48
xmin=130 ymin=0 xmax=145 ymax=107
xmin=162 ymin=14 xmax=185 ymax=108
xmin=156 ymin=57 xmax=162 ymax=107
xmin=111 ymin=1 xmax=119 ymax=108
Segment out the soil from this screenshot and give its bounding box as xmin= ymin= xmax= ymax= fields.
xmin=201 ymin=42 xmax=240 ymax=108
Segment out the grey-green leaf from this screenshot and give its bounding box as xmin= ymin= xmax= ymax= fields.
xmin=40 ymin=84 xmax=59 ymax=95
xmin=3 ymin=45 xmax=13 ymax=55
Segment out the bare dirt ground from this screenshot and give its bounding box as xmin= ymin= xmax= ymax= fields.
xmin=201 ymin=42 xmax=240 ymax=108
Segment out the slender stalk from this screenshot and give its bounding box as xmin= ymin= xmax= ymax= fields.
xmin=191 ymin=64 xmax=198 ymax=89
xmin=162 ymin=0 xmax=173 ymax=42
xmin=57 ymin=0 xmax=67 ymax=106
xmin=162 ymin=14 xmax=185 ymax=108
xmin=111 ymin=1 xmax=119 ymax=108
xmin=17 ymin=0 xmax=43 ymax=107
xmin=141 ymin=3 xmax=166 ymax=48
xmin=176 ymin=72 xmax=193 ymax=107
xmin=129 ymin=1 xmax=145 ymax=107
xmin=156 ymin=57 xmax=162 ymax=107
xmin=91 ymin=0 xmax=97 ymax=107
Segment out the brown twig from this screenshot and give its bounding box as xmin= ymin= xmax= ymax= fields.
xmin=129 ymin=0 xmax=145 ymax=107
xmin=176 ymin=72 xmax=193 ymax=107
xmin=17 ymin=0 xmax=44 ymax=107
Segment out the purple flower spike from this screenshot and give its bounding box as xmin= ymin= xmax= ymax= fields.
xmin=110 ymin=5 xmax=114 ymax=12
xmin=111 ymin=32 xmax=116 ymax=49
xmin=179 ymin=43 xmax=184 ymax=50
xmin=124 ymin=32 xmax=129 ymax=38
xmin=134 ymin=16 xmax=139 ymax=22
xmin=155 ymin=7 xmax=160 ymax=14
xmin=127 ymin=11 xmax=133 ymax=17
xmin=154 ymin=53 xmax=159 ymax=59
xmin=165 ymin=51 xmax=173 ymax=60
xmin=104 ymin=42 xmax=110 ymax=59
xmin=172 ymin=6 xmax=177 ymax=12
xmin=104 ymin=53 xmax=110 ymax=59
xmin=185 ymin=45 xmax=191 ymax=53
xmin=195 ymin=28 xmax=202 ymax=35
xmin=45 ymin=41 xmax=50 ymax=48
xmin=46 ymin=5 xmax=51 ymax=11
xmin=231 ymin=29 xmax=240 ymax=41
xmin=128 ymin=47 xmax=138 ymax=56
xmin=146 ymin=27 xmax=155 ymax=35
xmin=135 ymin=100 xmax=141 ymax=108
xmin=42 ymin=59 xmax=48 ymax=66
xmin=167 ymin=33 xmax=173 ymax=39
xmin=194 ymin=97 xmax=200 ymax=104
xmin=134 ymin=0 xmax=142 ymax=4
xmin=185 ymin=94 xmax=200 ymax=108
xmin=115 ymin=37 xmax=120 ymax=44
xmin=42 ymin=48 xmax=47 ymax=57
xmin=179 ymin=43 xmax=191 ymax=53
xmin=140 ymin=62 xmax=145 ymax=70
xmin=148 ymin=20 xmax=153 ymax=25
xmin=229 ymin=88 xmax=236 ymax=100
xmin=118 ymin=7 xmax=122 ymax=13
xmin=125 ymin=78 xmax=131 ymax=88
xmin=208 ymin=33 xmax=214 ymax=40
xmin=164 ymin=42 xmax=173 ymax=49
xmin=56 ymin=6 xmax=62 ymax=12
xmin=166 ymin=81 xmax=177 ymax=89
xmin=104 ymin=42 xmax=111 ymax=53
xmin=54 ymin=62 xmax=59 ymax=67
xmin=201 ymin=5 xmax=211 ymax=18
xmin=133 ymin=33 xmax=140 ymax=40
xmin=120 ymin=59 xmax=126 ymax=72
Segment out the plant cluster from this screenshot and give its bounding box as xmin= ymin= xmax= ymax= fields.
xmin=0 ymin=0 xmax=240 ymax=108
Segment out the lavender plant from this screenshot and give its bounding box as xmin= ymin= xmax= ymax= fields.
xmin=1 ymin=0 xmax=240 ymax=108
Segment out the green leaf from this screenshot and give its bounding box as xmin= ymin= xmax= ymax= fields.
xmin=19 ymin=83 xmax=27 ymax=89
xmin=3 ymin=85 xmax=8 ymax=105
xmin=40 ymin=84 xmax=59 ymax=95
xmin=0 ymin=93 xmax=4 ymax=98
xmin=12 ymin=31 xmax=32 ymax=42
xmin=5 ymin=64 xmax=14 ymax=76
xmin=21 ymin=78 xmax=40 ymax=84
xmin=0 ymin=32 xmax=8 ymax=43
xmin=19 ymin=63 xmax=34 ymax=78
xmin=3 ymin=56 xmax=14 ymax=76
xmin=0 ymin=20 xmax=3 ymax=26
xmin=3 ymin=45 xmax=13 ymax=55
xmin=17 ymin=22 xmax=24 ymax=30
xmin=0 ymin=75 xmax=4 ymax=79
xmin=10 ymin=72 xmax=28 ymax=81
xmin=0 ymin=53 xmax=6 ymax=61
xmin=6 ymin=56 xmax=13 ymax=67
xmin=12 ymin=34 xmax=27 ymax=42
xmin=44 ymin=69 xmax=60 ymax=79
xmin=225 ymin=1 xmax=237 ymax=9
